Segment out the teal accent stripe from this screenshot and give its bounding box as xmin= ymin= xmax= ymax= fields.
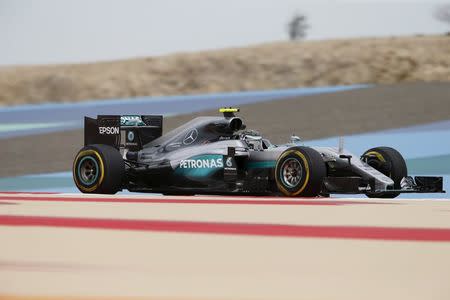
xmin=176 ymin=167 xmax=219 ymax=177
xmin=246 ymin=161 xmax=276 ymax=169
xmin=407 ymin=154 xmax=450 ymax=175
xmin=245 ymin=156 xmax=450 ymax=174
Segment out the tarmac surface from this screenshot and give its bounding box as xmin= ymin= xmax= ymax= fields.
xmin=1 ymin=82 xmax=450 ymax=300
xmin=1 ymin=192 xmax=450 ymax=300
xmin=1 ymin=82 xmax=450 ymax=177
xmin=0 ymin=85 xmax=366 ymax=138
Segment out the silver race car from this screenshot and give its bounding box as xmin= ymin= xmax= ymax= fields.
xmin=73 ymin=108 xmax=444 ymax=197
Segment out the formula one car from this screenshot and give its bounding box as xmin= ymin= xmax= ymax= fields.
xmin=73 ymin=108 xmax=444 ymax=198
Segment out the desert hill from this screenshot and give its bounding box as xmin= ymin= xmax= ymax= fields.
xmin=0 ymin=35 xmax=449 ymax=106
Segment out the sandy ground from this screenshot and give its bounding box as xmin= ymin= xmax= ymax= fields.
xmin=1 ymin=82 xmax=449 ymax=178
xmin=0 ymin=193 xmax=450 ymax=300
xmin=0 ymin=35 xmax=449 ymax=106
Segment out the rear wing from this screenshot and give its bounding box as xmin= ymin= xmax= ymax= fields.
xmin=84 ymin=115 xmax=162 ymax=150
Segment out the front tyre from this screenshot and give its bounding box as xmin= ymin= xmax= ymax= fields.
xmin=73 ymin=144 xmax=124 ymax=194
xmin=274 ymin=147 xmax=326 ymax=197
xmin=362 ymin=146 xmax=407 ymax=199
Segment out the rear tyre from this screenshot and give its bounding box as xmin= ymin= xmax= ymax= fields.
xmin=73 ymin=144 xmax=124 ymax=194
xmin=274 ymin=147 xmax=326 ymax=197
xmin=362 ymin=146 xmax=407 ymax=199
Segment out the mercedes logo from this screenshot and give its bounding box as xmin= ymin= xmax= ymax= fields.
xmin=183 ymin=128 xmax=198 ymax=145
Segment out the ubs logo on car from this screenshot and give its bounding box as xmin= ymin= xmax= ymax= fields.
xmin=98 ymin=127 xmax=120 ymax=135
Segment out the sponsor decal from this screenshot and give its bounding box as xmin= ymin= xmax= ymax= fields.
xmin=183 ymin=128 xmax=198 ymax=145
xmin=98 ymin=126 xmax=120 ymax=135
xmin=176 ymin=154 xmax=224 ymax=177
xmin=122 ymin=116 xmax=141 ymax=121
xmin=223 ymin=155 xmax=237 ymax=179
xmin=225 ymin=157 xmax=233 ymax=167
xmin=120 ymin=115 xmax=145 ymax=126
xmin=180 ymin=157 xmax=223 ymax=169
xmin=127 ymin=131 xmax=135 ymax=141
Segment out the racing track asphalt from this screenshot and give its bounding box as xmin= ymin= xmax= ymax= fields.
xmin=1 ymin=82 xmax=450 ymax=300
xmin=0 ymin=85 xmax=367 ymax=139
xmin=1 ymin=82 xmax=449 ymax=178
xmin=1 ymin=192 xmax=450 ymax=300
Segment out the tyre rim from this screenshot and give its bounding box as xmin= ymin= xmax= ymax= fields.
xmin=367 ymin=158 xmax=389 ymax=176
xmin=78 ymin=156 xmax=99 ymax=185
xmin=281 ymin=158 xmax=303 ymax=188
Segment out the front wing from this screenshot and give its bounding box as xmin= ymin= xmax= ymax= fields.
xmin=323 ymin=176 xmax=444 ymax=194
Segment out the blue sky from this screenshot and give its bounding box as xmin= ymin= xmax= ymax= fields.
xmin=0 ymin=0 xmax=448 ymax=65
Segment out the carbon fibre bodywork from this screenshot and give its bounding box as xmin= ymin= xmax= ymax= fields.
xmin=79 ymin=111 xmax=444 ymax=196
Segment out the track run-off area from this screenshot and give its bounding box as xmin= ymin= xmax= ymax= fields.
xmin=1 ymin=192 xmax=450 ymax=300
xmin=1 ymin=82 xmax=449 ymax=299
